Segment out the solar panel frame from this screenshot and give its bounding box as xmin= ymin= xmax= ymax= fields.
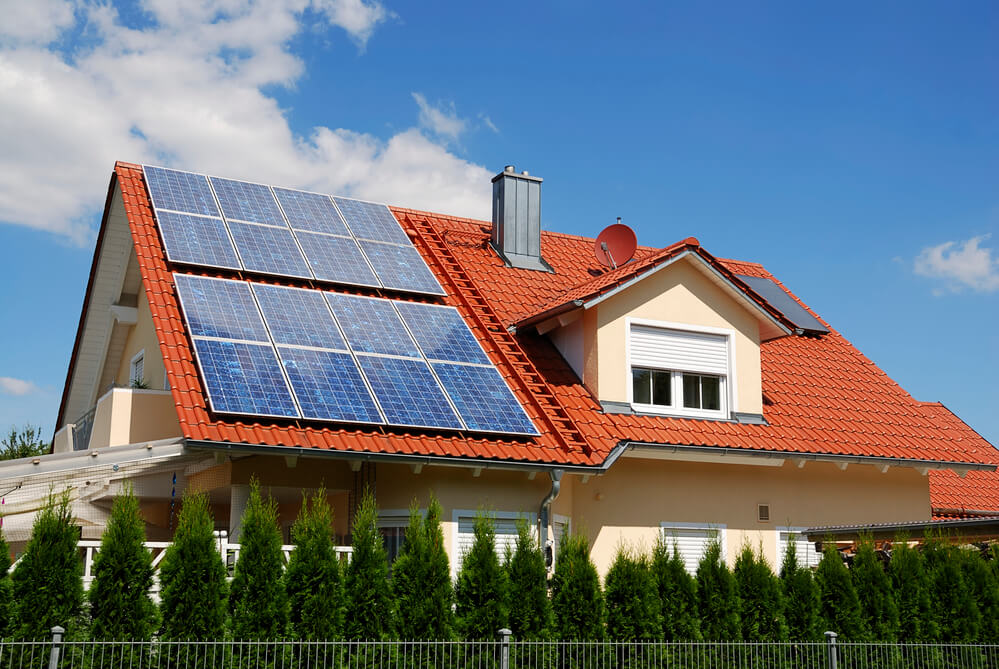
xmin=192 ymin=338 xmax=300 ymax=419
xmin=332 ymin=196 xmax=411 ymax=245
xmin=431 ymin=362 xmax=539 ymax=435
xmin=227 ymin=221 xmax=313 ymax=280
xmin=174 ymin=274 xmax=270 ymax=342
xmin=326 ymin=293 xmax=422 ymax=358
xmin=355 ymin=354 xmax=464 ymax=430
xmin=156 ymin=211 xmax=242 ymax=271
xmin=394 ymin=302 xmax=491 ymax=365
xmin=359 ymin=240 xmax=447 ymax=296
xmin=735 ymin=274 xmax=830 ymax=334
xmin=296 ymin=232 xmax=381 ymax=288
xmin=273 ymin=187 xmax=351 ymax=236
xmin=278 ymin=346 xmax=384 ymax=424
xmin=252 ymin=283 xmax=348 ymax=350
xmin=209 ymin=176 xmax=287 ymax=227
xmin=143 ymin=166 xmax=221 ymax=217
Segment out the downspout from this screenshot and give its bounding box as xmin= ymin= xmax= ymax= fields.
xmin=538 ymin=469 xmax=563 ymax=568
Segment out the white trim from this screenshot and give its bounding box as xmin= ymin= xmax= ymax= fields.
xmin=626 ymin=318 xmax=735 ymax=419
xmin=659 ymin=521 xmax=727 ymax=574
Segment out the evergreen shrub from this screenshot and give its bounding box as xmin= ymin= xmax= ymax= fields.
xmin=651 ymin=534 xmax=700 ymax=641
xmin=815 ymin=546 xmax=865 ymax=640
xmin=551 ymin=531 xmax=604 ymax=640
xmin=506 ymin=518 xmax=552 ymax=640
xmin=733 ymin=544 xmax=786 ymax=641
xmin=779 ymin=536 xmax=821 ymax=641
xmin=344 ymin=490 xmax=394 ymax=640
xmin=605 ymin=546 xmax=661 ymax=640
xmin=454 ymin=513 xmax=508 ymax=639
xmin=695 ymin=540 xmax=740 ymax=640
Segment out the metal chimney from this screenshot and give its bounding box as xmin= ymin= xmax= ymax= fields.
xmin=490 ymin=165 xmax=552 ymax=272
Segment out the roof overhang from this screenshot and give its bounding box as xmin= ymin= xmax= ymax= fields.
xmin=513 ymin=251 xmax=792 ymax=341
xmin=805 ymin=517 xmax=999 ymax=544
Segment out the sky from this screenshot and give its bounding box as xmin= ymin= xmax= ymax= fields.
xmin=0 ymin=0 xmax=996 ymax=447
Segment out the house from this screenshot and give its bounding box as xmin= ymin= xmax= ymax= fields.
xmin=4 ymin=161 xmax=996 ymax=575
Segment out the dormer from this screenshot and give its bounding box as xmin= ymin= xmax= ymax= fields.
xmin=515 ymin=241 xmax=799 ymax=423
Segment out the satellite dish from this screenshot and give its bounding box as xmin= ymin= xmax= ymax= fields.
xmin=594 ymin=220 xmax=637 ymax=269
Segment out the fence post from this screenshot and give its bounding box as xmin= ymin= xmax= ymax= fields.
xmin=48 ymin=626 xmax=64 ymax=669
xmin=498 ymin=628 xmax=512 ymax=669
xmin=825 ymin=631 xmax=838 ymax=669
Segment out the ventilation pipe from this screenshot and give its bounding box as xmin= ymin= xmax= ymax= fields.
xmin=491 ymin=165 xmax=553 ymax=272
xmin=538 ymin=468 xmax=563 ymax=568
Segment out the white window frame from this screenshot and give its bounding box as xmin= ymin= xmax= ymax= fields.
xmin=776 ymin=526 xmax=822 ymax=570
xmin=451 ymin=509 xmax=535 ymax=579
xmin=129 ymin=350 xmax=145 ymax=387
xmin=377 ymin=510 xmax=414 ymax=564
xmin=626 ymin=318 xmax=736 ymax=419
xmin=659 ymin=521 xmax=727 ymax=575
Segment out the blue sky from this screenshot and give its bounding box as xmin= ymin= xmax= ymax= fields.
xmin=0 ymin=0 xmax=996 ymax=446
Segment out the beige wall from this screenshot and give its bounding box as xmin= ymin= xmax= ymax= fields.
xmin=87 ymin=387 xmax=181 ymax=449
xmin=116 ymin=290 xmax=166 ymax=390
xmin=591 ymin=257 xmax=763 ymax=414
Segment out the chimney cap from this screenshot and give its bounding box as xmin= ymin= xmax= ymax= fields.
xmin=492 ymin=166 xmax=543 ymax=184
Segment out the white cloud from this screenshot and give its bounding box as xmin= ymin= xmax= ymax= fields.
xmin=412 ymin=92 xmax=469 ymax=146
xmin=0 ymin=0 xmax=491 ymax=243
xmin=0 ymin=377 xmax=40 ymax=396
xmin=914 ymin=234 xmax=999 ymax=293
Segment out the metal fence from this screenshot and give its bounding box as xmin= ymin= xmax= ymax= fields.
xmin=5 ymin=628 xmax=999 ymax=669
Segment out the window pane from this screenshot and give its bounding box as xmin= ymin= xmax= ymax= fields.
xmin=632 ymin=368 xmax=651 ymax=404
xmin=701 ymin=375 xmax=721 ymax=410
xmin=652 ymin=370 xmax=671 ymax=406
xmin=682 ymin=374 xmax=701 ymax=409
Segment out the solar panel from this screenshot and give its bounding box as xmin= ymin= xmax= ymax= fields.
xmin=156 ymin=211 xmax=241 ymax=270
xmin=296 ymin=232 xmax=380 ymax=287
xmin=278 ymin=347 xmax=383 ymax=424
xmin=227 ymin=221 xmax=312 ymax=279
xmin=209 ymin=177 xmax=286 ymax=226
xmin=395 ymin=302 xmax=490 ymax=364
xmin=356 ymin=355 xmax=463 ymax=430
xmin=143 ymin=166 xmax=220 ymax=217
xmin=252 ymin=284 xmax=346 ymax=350
xmin=360 ymin=241 xmax=446 ymax=295
xmin=333 ymin=196 xmax=411 ymax=245
xmin=432 ymin=362 xmax=538 ymax=435
xmin=174 ymin=275 xmax=269 ymax=342
xmin=193 ymin=339 xmax=299 ymax=418
xmin=273 ymin=188 xmax=350 ymax=236
xmin=325 ymin=294 xmax=421 ymax=358
xmin=736 ymin=275 xmax=829 ymax=334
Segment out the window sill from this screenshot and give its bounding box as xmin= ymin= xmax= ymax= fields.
xmin=599 ymin=401 xmax=767 ymax=425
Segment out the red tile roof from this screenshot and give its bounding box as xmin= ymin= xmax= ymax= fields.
xmin=112 ymin=162 xmax=998 ymax=470
xmin=924 ymin=402 xmax=999 ymax=517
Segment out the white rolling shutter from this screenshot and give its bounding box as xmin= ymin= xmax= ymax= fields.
xmin=661 ymin=526 xmax=718 ymax=574
xmin=456 ymin=516 xmax=519 ymax=563
xmin=553 ymin=520 xmax=568 ymax=561
xmin=630 ymin=325 xmax=728 ymax=375
xmin=778 ymin=530 xmax=822 ymax=569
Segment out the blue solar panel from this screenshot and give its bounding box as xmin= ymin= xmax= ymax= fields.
xmin=273 ymin=188 xmax=350 ymax=236
xmin=325 ymin=294 xmax=420 ymax=357
xmin=736 ymin=274 xmax=830 ymax=334
xmin=279 ymin=347 xmax=383 ymax=424
xmin=227 ymin=221 xmax=312 ymax=279
xmin=395 ymin=302 xmax=489 ymax=364
xmin=360 ymin=241 xmax=446 ymax=295
xmin=297 ymin=232 xmax=380 ymax=287
xmin=333 ymin=197 xmax=410 ymax=244
xmin=143 ymin=167 xmax=219 ymax=217
xmin=193 ymin=339 xmax=299 ymax=417
xmin=252 ymin=284 xmax=346 ymax=350
xmin=157 ymin=211 xmax=241 ymax=270
xmin=210 ymin=177 xmax=286 ymax=226
xmin=432 ymin=363 xmax=538 ymax=435
xmin=356 ymin=355 xmax=463 ymax=430
xmin=174 ymin=274 xmax=268 ymax=342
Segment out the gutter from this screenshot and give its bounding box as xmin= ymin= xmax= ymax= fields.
xmin=932 ymin=507 xmax=999 ymax=518
xmin=538 ymin=469 xmax=563 ymax=567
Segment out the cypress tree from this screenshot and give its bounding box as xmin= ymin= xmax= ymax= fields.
xmin=158 ymin=492 xmax=228 ymax=640
xmin=815 ymin=546 xmax=865 ymax=640
xmin=344 ymin=490 xmax=394 ymax=640
xmin=0 ymin=528 xmax=13 ymax=637
xmin=651 ymin=534 xmax=700 ymax=640
xmin=695 ymin=540 xmax=740 ymax=640
xmin=959 ymin=547 xmax=999 ymax=641
xmin=506 ymin=518 xmax=552 ymax=640
xmin=733 ymin=544 xmax=787 ymax=641
xmin=284 ymin=488 xmax=344 ymax=640
xmin=605 ymin=547 xmax=661 ymax=640
xmin=229 ymin=480 xmax=288 ymax=639
xmin=11 ymin=490 xmax=84 ymax=639
xmin=851 ymin=538 xmax=898 ymax=641
xmin=454 ymin=513 xmax=509 ymax=639
xmin=924 ymin=539 xmax=981 ymax=643
xmin=88 ymin=485 xmax=157 ymax=640
xmin=392 ymin=501 xmax=431 ymax=639
xmin=551 ymin=531 xmax=605 ymax=640
xmin=888 ymin=540 xmax=936 ymax=642
xmin=423 ymin=495 xmax=454 ymax=639
xmin=779 ymin=536 xmax=821 ymax=641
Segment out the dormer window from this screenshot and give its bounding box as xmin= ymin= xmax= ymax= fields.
xmin=628 ymin=321 xmax=731 ymax=419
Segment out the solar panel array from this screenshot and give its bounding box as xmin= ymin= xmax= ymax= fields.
xmin=143 ymin=165 xmax=445 ymax=296
xmin=735 ymin=274 xmax=830 ymax=334
xmin=174 ymin=274 xmax=538 ymax=436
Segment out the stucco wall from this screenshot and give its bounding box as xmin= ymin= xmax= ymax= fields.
xmin=116 ymin=290 xmax=167 ymax=390
xmin=87 ymin=388 xmax=181 ymax=449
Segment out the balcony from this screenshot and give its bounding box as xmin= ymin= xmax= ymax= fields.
xmin=54 ymin=387 xmax=182 ymax=453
